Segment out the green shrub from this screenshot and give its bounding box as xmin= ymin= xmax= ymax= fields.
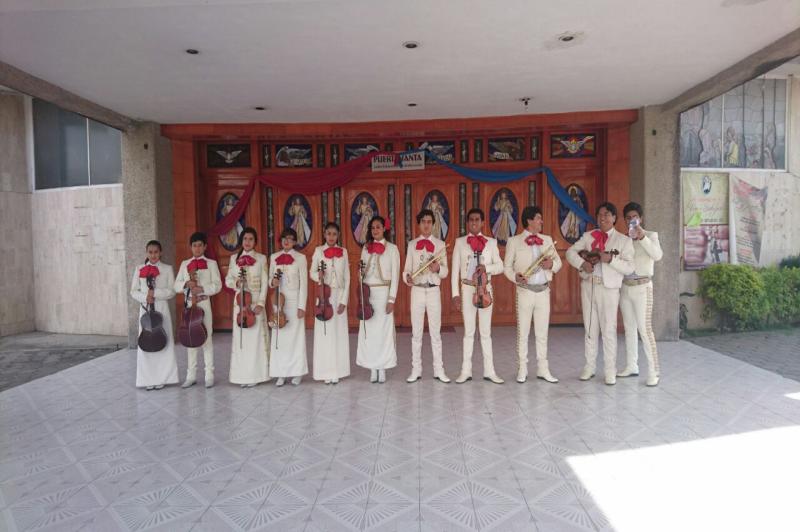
xmin=779 ymin=255 xmax=800 ymax=269
xmin=699 ymin=264 xmax=769 ymax=331
xmin=762 ymin=266 xmax=800 ymax=325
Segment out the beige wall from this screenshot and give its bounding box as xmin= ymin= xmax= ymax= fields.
xmin=31 ymin=185 xmax=128 ymax=335
xmin=0 ymin=92 xmax=35 ymax=336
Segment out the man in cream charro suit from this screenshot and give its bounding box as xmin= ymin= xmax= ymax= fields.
xmin=618 ymin=202 xmax=663 ymax=387
xmin=566 ymin=202 xmax=634 ymax=385
xmin=503 ymin=206 xmax=562 ymax=384
xmin=403 ymin=209 xmax=450 ymax=383
xmin=451 ymin=208 xmax=505 ymax=384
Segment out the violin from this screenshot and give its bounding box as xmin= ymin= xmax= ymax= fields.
xmin=178 ymin=269 xmax=208 ymax=348
xmin=471 ymin=250 xmax=493 ymax=309
xmin=314 ymin=261 xmax=334 ymax=322
xmin=269 ymin=269 xmax=287 ymax=329
xmin=236 ymin=267 xmax=257 ymax=340
xmin=138 ymin=275 xmax=168 ymax=352
xmin=578 ymin=248 xmax=620 ymax=266
xmin=356 ymin=259 xmax=374 ymax=322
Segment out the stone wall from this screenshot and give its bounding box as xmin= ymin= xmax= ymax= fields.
xmin=31 ymin=185 xmax=128 ymax=335
xmin=0 ymin=92 xmax=35 ymax=336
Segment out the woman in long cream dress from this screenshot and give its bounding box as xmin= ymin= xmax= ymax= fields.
xmin=310 ymin=222 xmax=351 ymax=384
xmin=226 ymin=227 xmax=270 ymax=387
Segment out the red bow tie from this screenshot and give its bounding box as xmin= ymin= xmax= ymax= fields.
xmin=525 ymin=234 xmax=544 ymax=246
xmin=467 ymin=234 xmax=487 ymax=253
xmin=236 ymin=255 xmax=256 ymax=267
xmin=139 ymin=265 xmax=160 ymax=278
xmin=275 ymin=253 xmax=294 ymax=266
xmin=416 ymin=239 xmax=435 ymax=253
xmin=591 ymin=230 xmax=608 ymax=251
xmin=188 ymin=258 xmax=207 ymax=272
xmin=323 ymin=246 xmax=343 ymax=259
xmin=367 ymin=242 xmax=385 ymax=255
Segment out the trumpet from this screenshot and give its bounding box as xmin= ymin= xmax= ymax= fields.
xmin=520 ymin=243 xmax=557 ymax=282
xmin=411 ymin=245 xmax=448 ymax=280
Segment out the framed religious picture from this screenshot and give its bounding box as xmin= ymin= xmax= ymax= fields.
xmin=530 ymin=136 xmax=540 ymax=160
xmin=216 ymin=192 xmax=246 ymax=251
xmin=487 ymin=137 xmax=525 ymax=162
xmin=275 ymin=144 xmax=313 ymax=168
xmin=283 ymin=194 xmax=313 ymax=250
xmin=351 ymin=193 xmax=379 ymax=245
xmin=489 ymin=188 xmax=519 ymax=246
xmin=558 ymin=183 xmax=589 ymax=244
xmin=207 ymin=144 xmax=251 ymax=168
xmin=423 ymin=140 xmax=455 ymax=162
xmin=550 ymin=133 xmax=596 ymax=158
xmin=344 ymin=143 xmax=379 ymax=161
xmin=422 ymin=190 xmax=450 ymax=241
xmin=330 ymin=144 xmax=340 ymax=167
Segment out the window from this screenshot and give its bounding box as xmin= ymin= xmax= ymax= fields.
xmin=33 ymin=99 xmax=122 ymax=189
xmin=680 ymin=78 xmax=787 ymax=170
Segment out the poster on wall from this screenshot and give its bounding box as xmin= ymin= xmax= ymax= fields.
xmin=731 ymin=176 xmax=768 ymax=266
xmin=682 ymin=171 xmax=730 ymax=270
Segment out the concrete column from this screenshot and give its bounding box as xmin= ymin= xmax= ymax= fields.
xmin=0 ymin=92 xmax=35 ymax=336
xmin=629 ymin=105 xmax=681 ymax=341
xmin=122 ymin=122 xmax=174 ymax=347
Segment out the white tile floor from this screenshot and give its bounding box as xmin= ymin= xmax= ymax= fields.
xmin=2 ymin=326 xmax=800 ymax=532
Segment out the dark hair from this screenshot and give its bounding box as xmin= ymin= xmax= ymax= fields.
xmin=323 ymin=222 xmax=340 ymax=233
xmin=595 ymin=202 xmax=617 ymax=218
xmin=416 ymin=209 xmax=435 ymax=225
xmin=189 ymin=231 xmax=207 ymax=245
xmin=623 ymin=202 xmax=642 ymax=218
xmin=144 ymin=240 xmax=161 ymax=264
xmin=280 ymin=228 xmax=298 ymax=241
xmin=366 ymin=215 xmax=391 ymax=243
xmin=466 ymin=208 xmax=485 ymax=221
xmin=236 ymin=227 xmax=258 ymax=260
xmin=521 ymin=206 xmax=542 ymax=228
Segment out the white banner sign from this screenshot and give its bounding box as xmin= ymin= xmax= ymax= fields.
xmin=371 ymin=152 xmax=425 ymax=172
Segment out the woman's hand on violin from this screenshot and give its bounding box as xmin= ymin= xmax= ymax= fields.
xmin=452 ymin=296 xmax=461 ymax=312
xmin=146 ymin=291 xmax=155 ymax=304
xmin=336 ymin=304 xmax=346 ymax=315
xmin=386 ymin=302 xmax=395 ymax=314
xmin=236 ymin=279 xmax=244 ymax=288
xmin=190 ymin=286 xmax=203 ymax=296
xmin=297 ymin=309 xmax=305 ymax=319
xmin=270 ymin=278 xmax=280 ymax=288
xmin=254 ymin=304 xmax=264 ymax=315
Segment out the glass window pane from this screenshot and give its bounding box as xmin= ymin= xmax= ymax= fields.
xmin=722 ymin=85 xmax=744 ymax=168
xmin=742 ymin=78 xmax=764 ymax=168
xmin=33 ymin=99 xmax=88 ymax=189
xmin=680 ymin=95 xmax=723 ymax=168
xmin=769 ymin=79 xmax=787 ymax=169
xmin=89 ymin=119 xmax=122 ymax=184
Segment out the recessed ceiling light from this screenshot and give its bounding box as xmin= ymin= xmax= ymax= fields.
xmin=407 ymin=102 xmax=417 ymax=107
xmin=185 ymin=49 xmax=200 ymax=55
xmin=253 ymin=106 xmax=267 ymax=111
xmin=402 ymin=41 xmax=420 ymax=49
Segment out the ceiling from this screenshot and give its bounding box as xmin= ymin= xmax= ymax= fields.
xmin=1 ymin=0 xmax=798 ymax=124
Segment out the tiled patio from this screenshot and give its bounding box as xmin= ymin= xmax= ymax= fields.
xmin=2 ymin=327 xmax=799 ymax=532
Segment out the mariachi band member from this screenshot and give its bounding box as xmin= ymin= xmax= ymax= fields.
xmin=226 ymin=227 xmax=270 ymax=387
xmin=310 ymin=222 xmax=351 ymax=384
xmin=619 ymin=202 xmax=663 ymax=386
xmin=268 ymin=228 xmax=309 ymax=386
xmin=451 ymin=208 xmax=505 ymax=384
xmin=174 ymin=232 xmax=222 ymax=388
xmin=566 ymin=202 xmax=634 ymax=385
xmin=356 ymin=215 xmax=400 ymax=383
xmin=130 ymin=240 xmax=179 ymax=390
xmin=503 ymin=206 xmax=562 ymax=384
xmin=403 ymin=209 xmax=450 ymax=383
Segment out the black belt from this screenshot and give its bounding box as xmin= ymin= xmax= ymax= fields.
xmin=413 ymin=283 xmax=438 ymax=288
